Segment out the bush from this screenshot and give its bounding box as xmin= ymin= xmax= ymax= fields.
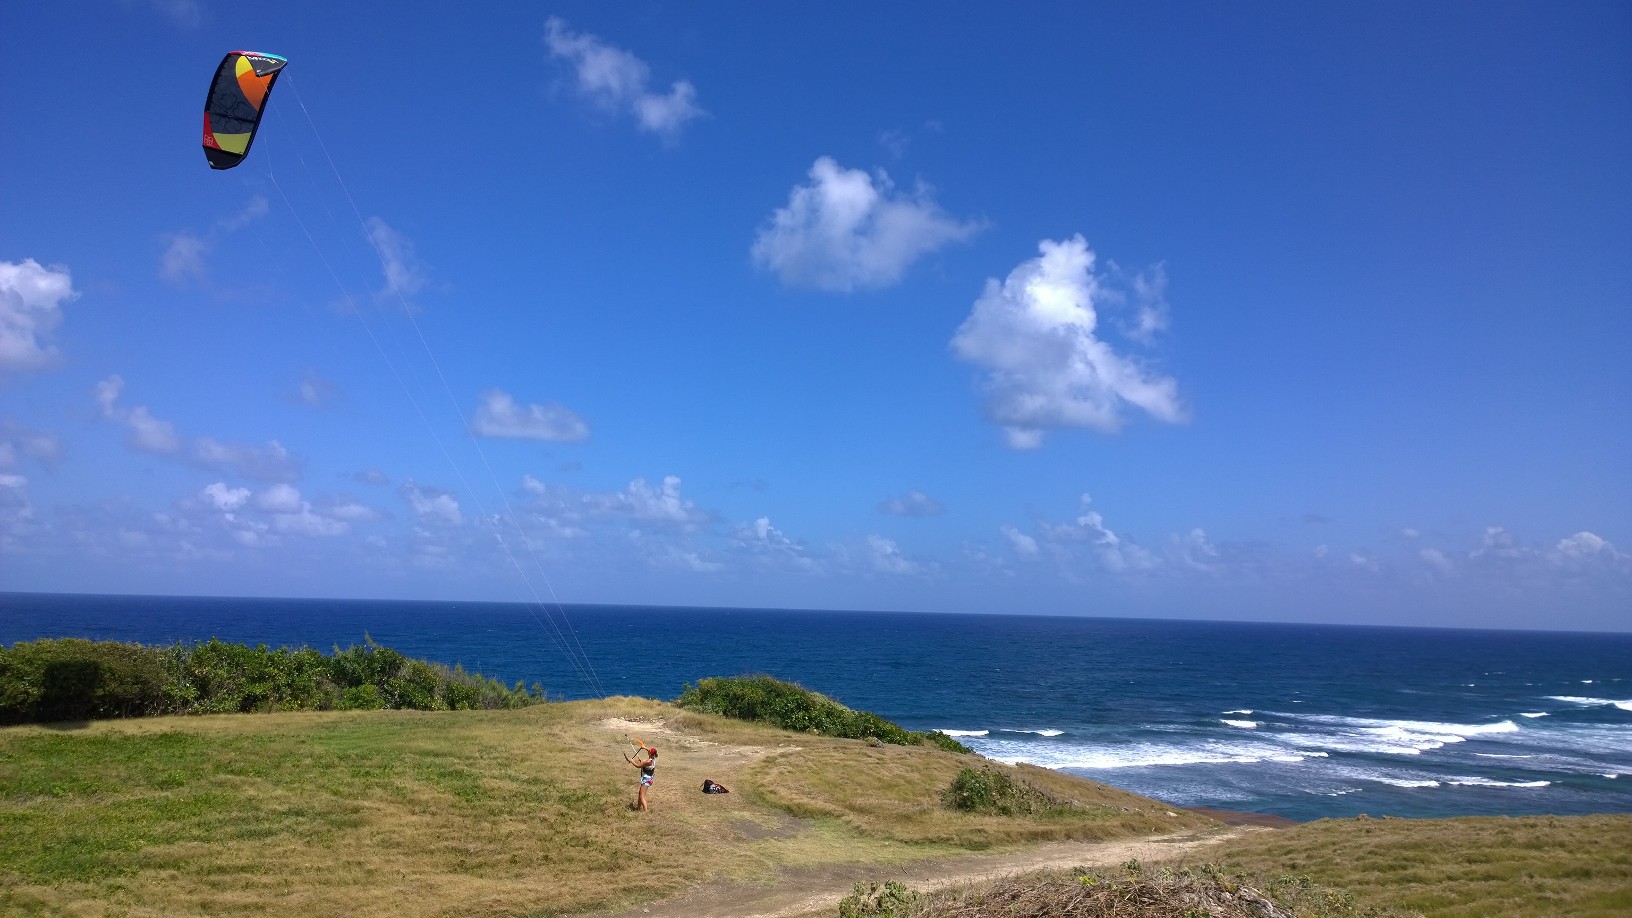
xmin=674 ymin=675 xmax=971 ymax=752
xmin=839 ymin=880 xmax=921 ymax=918
xmin=941 ymin=766 xmax=1073 ymax=817
xmin=0 ymin=639 xmax=170 ymax=724
xmin=0 ymin=636 xmax=546 ymax=725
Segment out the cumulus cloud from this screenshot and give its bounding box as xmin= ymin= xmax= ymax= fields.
xmin=866 ymin=534 xmax=923 ymax=575
xmin=1037 ymin=493 xmax=1157 ymax=573
xmin=544 ymin=17 xmax=704 ymax=140
xmin=877 ymin=489 xmax=944 ymax=517
xmin=194 ymin=437 xmax=301 ymax=482
xmin=471 ymin=389 xmax=590 ymax=442
xmin=586 ymin=475 xmax=707 ymax=525
xmin=353 ymin=468 xmax=390 ymax=486
xmin=365 ymin=217 xmax=427 ymax=301
xmin=1176 ymin=528 xmax=1221 ymax=572
xmin=160 ymin=197 xmax=268 ymax=286
xmin=293 ymin=370 xmax=338 ymax=408
xmin=202 ymin=482 xmax=250 ymax=518
xmin=1 ymin=258 xmax=75 ymax=373
xmin=94 ymin=376 xmax=181 ymax=453
xmin=1420 ymin=546 xmax=1455 ymax=576
xmin=1000 ymin=523 xmax=1038 ymax=557
xmin=402 ymin=480 xmax=463 ymax=527
xmin=255 ymin=483 xmax=303 ymax=514
xmin=0 ymin=422 xmax=61 ymax=470
xmin=951 ymin=236 xmax=1185 ymax=449
xmin=751 ymin=157 xmax=983 ymax=292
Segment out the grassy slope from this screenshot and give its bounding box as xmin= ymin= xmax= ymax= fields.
xmin=1188 ymin=813 xmax=1632 ymax=918
xmin=0 ymin=699 xmax=1211 ymax=917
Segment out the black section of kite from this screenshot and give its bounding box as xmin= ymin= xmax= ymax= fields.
xmin=202 ymin=51 xmax=288 ymax=170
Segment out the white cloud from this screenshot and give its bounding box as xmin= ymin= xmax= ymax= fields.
xmin=294 ymin=370 xmax=337 ymax=408
xmin=160 ymin=233 xmax=209 ymax=283
xmin=195 ymin=437 xmax=301 ymax=482
xmin=271 ymin=504 xmax=349 ymax=538
xmin=951 ymin=236 xmax=1185 ymax=449
xmin=866 ymin=534 xmax=922 ymax=575
xmin=94 ymin=376 xmax=181 ymax=454
xmin=0 ymin=423 xmax=61 ymax=469
xmin=1552 ymin=531 xmax=1628 ymax=570
xmin=751 ymin=157 xmax=983 ymax=292
xmin=587 ymin=475 xmax=706 ymax=525
xmin=471 ymin=389 xmax=590 ymax=442
xmin=544 ymin=17 xmax=704 ymax=140
xmin=1420 ymin=546 xmax=1456 ymax=576
xmin=151 ymin=0 xmax=202 ymax=28
xmin=1124 ymin=263 xmax=1171 ymax=345
xmin=1000 ymin=523 xmax=1038 ymax=557
xmin=877 ymin=489 xmax=944 ymax=517
xmin=160 ymin=197 xmax=267 ymax=286
xmin=1177 ymin=527 xmax=1221 ymax=572
xmin=1038 ymin=493 xmax=1156 ymax=573
xmin=202 ymin=482 xmax=250 ymax=518
xmin=365 ymin=217 xmax=427 ymax=300
xmin=402 ymin=480 xmax=463 ymax=527
xmin=0 ymin=258 xmax=75 ymax=372
xmin=255 ymin=483 xmax=303 ymax=514
xmin=323 ymin=499 xmax=380 ymax=522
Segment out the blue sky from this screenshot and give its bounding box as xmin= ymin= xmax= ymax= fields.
xmin=2 ymin=2 xmax=1628 ymax=631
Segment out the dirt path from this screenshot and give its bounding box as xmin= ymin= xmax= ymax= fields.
xmin=585 ymin=825 xmax=1264 ymax=918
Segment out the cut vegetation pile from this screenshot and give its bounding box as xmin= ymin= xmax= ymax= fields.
xmin=837 ymin=862 xmax=1409 ymax=918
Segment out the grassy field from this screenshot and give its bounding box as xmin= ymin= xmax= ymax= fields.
xmin=1184 ymin=812 xmax=1632 ymax=918
xmin=0 ymin=698 xmax=1210 ymax=917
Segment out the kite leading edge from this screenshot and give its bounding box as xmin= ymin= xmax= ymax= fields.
xmin=202 ymin=51 xmax=288 ymax=170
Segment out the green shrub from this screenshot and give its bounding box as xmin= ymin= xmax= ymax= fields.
xmin=0 ymin=638 xmax=170 ymax=724
xmin=838 ymin=880 xmax=921 ymax=918
xmin=674 ymin=675 xmax=972 ymax=752
xmin=941 ymin=765 xmax=1072 ymax=817
xmin=0 ymin=635 xmax=546 ymax=725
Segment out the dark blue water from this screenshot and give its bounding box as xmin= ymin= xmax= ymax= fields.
xmin=4 ymin=592 xmax=1630 ymax=822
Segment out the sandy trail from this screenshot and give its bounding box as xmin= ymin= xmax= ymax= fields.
xmin=582 ymin=714 xmax=1264 ymax=918
xmin=585 ymin=825 xmax=1262 ymax=918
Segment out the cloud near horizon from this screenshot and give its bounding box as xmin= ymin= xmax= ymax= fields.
xmin=544 ymin=17 xmax=704 ymax=140
xmin=751 ymin=157 xmax=983 ymax=292
xmin=951 ymin=236 xmax=1185 ymax=449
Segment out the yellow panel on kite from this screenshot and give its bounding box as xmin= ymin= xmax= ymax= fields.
xmin=202 ymin=51 xmax=287 ymax=170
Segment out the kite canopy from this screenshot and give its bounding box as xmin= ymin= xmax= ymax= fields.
xmin=202 ymin=51 xmax=287 ymax=170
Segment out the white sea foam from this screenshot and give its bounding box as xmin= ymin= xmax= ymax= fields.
xmin=1547 ymin=696 xmax=1632 ymax=711
xmin=1010 ymin=728 xmax=1064 ymax=737
xmin=1519 ymin=712 xmax=1549 ymax=718
xmin=1223 ymin=709 xmax=1253 ymax=715
xmin=1447 ymin=777 xmax=1551 ymax=788
xmin=936 ymin=729 xmax=988 ymax=737
xmin=1222 ymin=719 xmax=1258 ymax=729
xmin=1605 ymin=774 xmax=1619 ymax=779
xmin=1383 ymin=778 xmax=1442 ymax=788
xmin=1474 ymin=753 xmax=1537 ymax=758
xmin=979 ymin=738 xmax=1325 ymax=771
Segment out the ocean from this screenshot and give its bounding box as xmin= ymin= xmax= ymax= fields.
xmin=3 ymin=592 xmax=1629 ymax=823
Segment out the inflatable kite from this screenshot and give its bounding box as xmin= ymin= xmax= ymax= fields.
xmin=202 ymin=51 xmax=287 ymax=170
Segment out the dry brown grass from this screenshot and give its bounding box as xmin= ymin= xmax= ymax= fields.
xmin=752 ymin=744 xmax=1211 ymax=846
xmin=0 ymin=697 xmax=1210 ymax=917
xmin=1183 ymin=813 xmax=1632 ymax=918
